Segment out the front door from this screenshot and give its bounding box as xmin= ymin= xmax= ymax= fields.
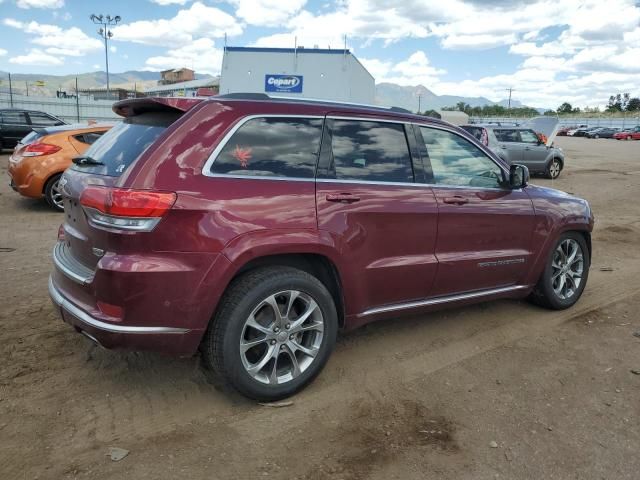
xmin=417 ymin=125 xmax=536 ymax=296
xmin=519 ymin=128 xmax=549 ymax=172
xmin=316 ymin=117 xmax=439 ymax=316
xmin=493 ymin=128 xmax=524 ymax=165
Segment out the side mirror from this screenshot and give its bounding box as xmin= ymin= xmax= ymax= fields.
xmin=509 ymin=164 xmax=529 ymax=189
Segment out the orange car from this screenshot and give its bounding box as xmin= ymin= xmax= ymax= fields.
xmin=8 ymin=122 xmax=113 ymax=210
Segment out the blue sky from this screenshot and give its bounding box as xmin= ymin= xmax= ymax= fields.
xmin=1 ymin=0 xmax=639 ymax=108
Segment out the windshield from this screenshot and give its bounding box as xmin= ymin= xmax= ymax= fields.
xmin=70 ymin=112 xmax=181 ymax=176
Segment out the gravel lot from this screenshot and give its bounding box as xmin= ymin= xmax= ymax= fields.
xmin=1 ymin=137 xmax=639 ymax=479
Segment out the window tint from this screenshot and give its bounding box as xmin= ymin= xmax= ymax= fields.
xmin=211 ymin=117 xmax=323 ymax=178
xmin=1 ymin=111 xmax=28 ymax=124
xmin=420 ymin=127 xmax=504 ymax=188
xmin=494 ymin=129 xmax=520 ymax=142
xmin=28 ymin=112 xmax=61 ymax=126
xmin=75 ymin=131 xmax=106 ymax=145
xmin=519 ymin=130 xmax=539 ymax=143
xmin=330 ymin=120 xmax=413 ymax=183
xmin=70 ymin=112 xmax=180 ymax=177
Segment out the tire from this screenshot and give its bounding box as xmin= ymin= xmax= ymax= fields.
xmin=44 ymin=174 xmax=64 ymax=211
xmin=594 ymin=134 xmax=599 ymax=139
xmin=529 ymin=232 xmax=590 ymax=310
xmin=546 ymin=158 xmax=562 ymax=179
xmin=201 ymin=266 xmax=338 ymax=401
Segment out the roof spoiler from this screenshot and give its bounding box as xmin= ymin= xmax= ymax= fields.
xmin=112 ymin=97 xmax=204 ymax=117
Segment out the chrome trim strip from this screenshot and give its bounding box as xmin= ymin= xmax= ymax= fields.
xmin=316 ymin=178 xmax=431 ymax=188
xmin=205 ymin=173 xmax=315 ymax=182
xmin=359 ymin=285 xmax=529 ymax=317
xmin=48 ymin=276 xmax=190 ymax=335
xmin=201 ymin=114 xmax=324 ymax=177
xmin=52 ymin=242 xmax=94 ymax=285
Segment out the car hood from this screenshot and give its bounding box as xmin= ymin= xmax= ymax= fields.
xmin=522 ymin=116 xmax=560 ymax=147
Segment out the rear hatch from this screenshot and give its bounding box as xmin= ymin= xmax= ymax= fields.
xmin=59 ymin=98 xmax=200 ymax=272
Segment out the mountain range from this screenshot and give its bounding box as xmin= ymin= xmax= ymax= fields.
xmin=1 ymin=70 xmax=528 ymax=111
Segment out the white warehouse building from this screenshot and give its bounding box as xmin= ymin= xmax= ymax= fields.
xmin=219 ymin=47 xmax=375 ymax=104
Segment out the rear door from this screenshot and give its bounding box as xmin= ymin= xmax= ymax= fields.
xmin=519 ymin=128 xmax=548 ymax=172
xmin=316 ymin=116 xmax=439 ymax=315
xmin=1 ymin=111 xmax=31 ymax=147
xmin=417 ymin=125 xmax=535 ymax=296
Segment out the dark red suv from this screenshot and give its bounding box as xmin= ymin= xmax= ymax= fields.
xmin=49 ymin=95 xmax=593 ymax=400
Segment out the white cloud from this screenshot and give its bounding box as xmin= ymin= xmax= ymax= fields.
xmin=3 ymin=18 xmax=102 ymax=56
xmin=0 ymin=48 xmax=7 ymax=57
xmin=144 ymin=38 xmax=223 ymax=75
xmin=9 ymin=48 xmax=63 ymax=66
xmin=16 ymin=0 xmax=63 ymax=8
xmin=229 ymin=0 xmax=306 ymax=27
xmin=110 ymin=45 xmax=117 ymax=53
xmin=112 ymin=2 xmax=242 ymax=47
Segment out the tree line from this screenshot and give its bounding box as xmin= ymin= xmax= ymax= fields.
xmin=431 ymin=93 xmax=640 ymax=117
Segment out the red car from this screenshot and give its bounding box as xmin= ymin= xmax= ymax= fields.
xmin=49 ymin=95 xmax=593 ymax=400
xmin=613 ymin=126 xmax=640 ymax=140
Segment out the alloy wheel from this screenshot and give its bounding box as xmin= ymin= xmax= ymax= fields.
xmin=549 ymin=160 xmax=560 ymax=179
xmin=551 ymin=239 xmax=584 ymax=300
xmin=240 ymin=290 xmax=324 ymax=385
xmin=50 ymin=178 xmax=64 ymax=210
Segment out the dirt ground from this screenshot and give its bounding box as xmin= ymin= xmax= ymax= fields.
xmin=1 ymin=137 xmax=640 ymax=480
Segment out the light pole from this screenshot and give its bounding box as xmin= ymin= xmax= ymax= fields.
xmin=90 ymin=14 xmax=121 ymax=98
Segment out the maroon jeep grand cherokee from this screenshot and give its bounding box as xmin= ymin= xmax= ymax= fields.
xmin=49 ymin=95 xmax=593 ymax=400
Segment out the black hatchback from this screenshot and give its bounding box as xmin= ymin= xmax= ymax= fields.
xmin=0 ymin=109 xmax=66 ymax=150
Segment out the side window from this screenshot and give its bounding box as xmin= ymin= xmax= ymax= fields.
xmin=2 ymin=111 xmax=28 ymax=124
xmin=329 ymin=120 xmax=413 ymax=183
xmin=76 ymin=132 xmax=105 ymax=145
xmin=211 ymin=117 xmax=323 ymax=178
xmin=419 ymin=127 xmax=505 ymax=189
xmin=28 ymin=112 xmax=61 ymax=126
xmin=494 ymin=129 xmax=520 ymax=142
xmin=519 ymin=129 xmax=539 ymax=144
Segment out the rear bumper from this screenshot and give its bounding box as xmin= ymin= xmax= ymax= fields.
xmin=49 ymin=275 xmax=204 ymax=355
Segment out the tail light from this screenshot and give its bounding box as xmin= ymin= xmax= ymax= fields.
xmin=22 ymin=142 xmax=62 ymax=157
xmin=80 ymin=186 xmax=176 ymax=232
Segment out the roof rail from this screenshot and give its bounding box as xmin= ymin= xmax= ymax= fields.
xmin=213 ymin=93 xmax=414 ymax=114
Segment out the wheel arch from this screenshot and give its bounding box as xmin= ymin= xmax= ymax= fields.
xmin=230 ymin=253 xmax=346 ymax=328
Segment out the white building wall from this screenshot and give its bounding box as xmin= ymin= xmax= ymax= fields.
xmin=219 ymin=48 xmax=375 ymax=104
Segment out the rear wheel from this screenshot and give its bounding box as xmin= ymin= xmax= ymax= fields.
xmin=201 ymin=266 xmax=338 ymax=401
xmin=44 ymin=174 xmax=64 ymax=211
xmin=546 ymin=158 xmax=561 ymax=179
xmin=529 ymin=232 xmax=590 ymax=310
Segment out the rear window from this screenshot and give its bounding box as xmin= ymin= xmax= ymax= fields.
xmin=328 ymin=120 xmax=413 ymax=183
xmin=20 ymin=130 xmax=47 ymax=145
xmin=209 ymin=117 xmax=323 ymax=178
xmin=70 ymin=112 xmax=180 ymax=177
xmin=1 ymin=111 xmax=28 ymax=124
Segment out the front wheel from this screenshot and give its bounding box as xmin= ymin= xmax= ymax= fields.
xmin=529 ymin=232 xmax=590 ymax=310
xmin=546 ymin=158 xmax=562 ymax=179
xmin=201 ymin=266 xmax=338 ymax=401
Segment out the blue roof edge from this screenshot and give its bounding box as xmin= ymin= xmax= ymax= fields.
xmin=225 ymin=46 xmax=351 ymax=55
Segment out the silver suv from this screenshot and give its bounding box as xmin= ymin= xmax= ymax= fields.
xmin=462 ymin=125 xmax=564 ymax=179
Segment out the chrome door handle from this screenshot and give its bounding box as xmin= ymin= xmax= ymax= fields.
xmin=443 ymin=196 xmax=469 ymax=205
xmin=326 ymin=193 xmax=360 ymax=204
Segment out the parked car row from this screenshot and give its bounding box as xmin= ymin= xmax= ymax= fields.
xmin=557 ymin=125 xmax=640 ymax=140
xmin=38 ymin=94 xmax=593 ymax=400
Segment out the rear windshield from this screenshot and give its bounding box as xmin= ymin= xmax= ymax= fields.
xmin=20 ymin=130 xmax=46 ymax=145
xmin=70 ymin=112 xmax=180 ymax=177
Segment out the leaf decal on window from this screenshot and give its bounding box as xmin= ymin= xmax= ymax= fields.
xmin=232 ymin=145 xmax=252 ymax=168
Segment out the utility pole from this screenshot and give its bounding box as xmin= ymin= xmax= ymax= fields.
xmin=417 ymin=93 xmax=422 ymax=114
xmin=8 ymin=72 xmax=13 ymax=107
xmin=506 ymin=87 xmax=515 ymax=109
xmin=90 ymin=14 xmax=121 ymax=99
